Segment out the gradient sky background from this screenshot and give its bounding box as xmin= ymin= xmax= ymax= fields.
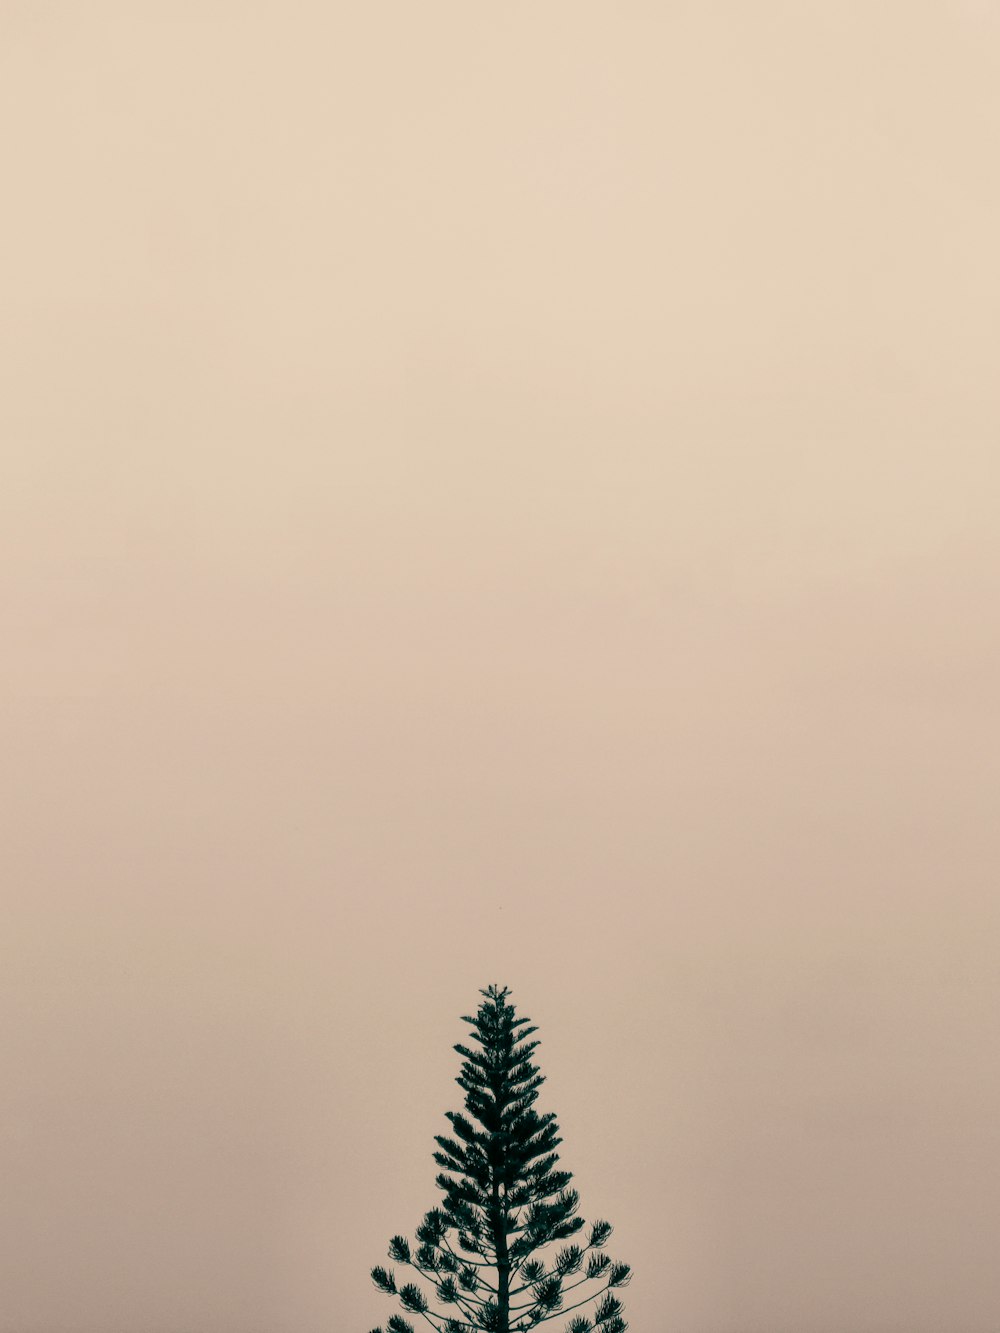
xmin=2 ymin=5 xmax=999 ymax=1332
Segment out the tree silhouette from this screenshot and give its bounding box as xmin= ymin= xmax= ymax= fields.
xmin=367 ymin=984 xmax=631 ymax=1333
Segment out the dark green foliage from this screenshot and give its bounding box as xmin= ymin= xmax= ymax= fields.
xmin=367 ymin=985 xmax=632 ymax=1333
xmin=371 ymin=1267 xmax=396 ymax=1295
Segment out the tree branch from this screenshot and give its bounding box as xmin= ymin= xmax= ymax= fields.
xmin=515 ymin=1280 xmax=614 ymax=1327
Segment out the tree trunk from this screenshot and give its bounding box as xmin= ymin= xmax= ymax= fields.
xmin=492 ymin=1181 xmax=510 ymax=1333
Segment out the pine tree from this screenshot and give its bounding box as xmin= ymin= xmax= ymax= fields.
xmin=367 ymin=984 xmax=631 ymax=1333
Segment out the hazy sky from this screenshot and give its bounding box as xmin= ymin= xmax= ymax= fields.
xmin=2 ymin=5 xmax=999 ymax=1332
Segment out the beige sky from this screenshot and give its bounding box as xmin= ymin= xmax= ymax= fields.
xmin=2 ymin=4 xmax=999 ymax=1332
